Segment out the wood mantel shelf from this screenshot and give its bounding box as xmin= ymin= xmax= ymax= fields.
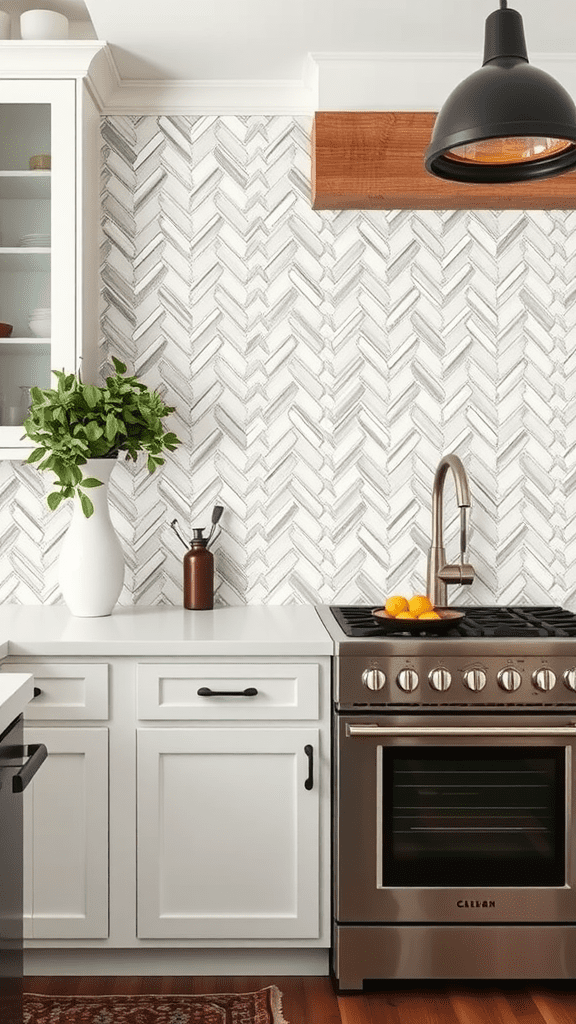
xmin=312 ymin=111 xmax=576 ymax=210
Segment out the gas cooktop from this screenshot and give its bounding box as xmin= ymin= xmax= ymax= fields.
xmin=330 ymin=605 xmax=576 ymax=639
xmin=315 ymin=604 xmax=576 ymax=706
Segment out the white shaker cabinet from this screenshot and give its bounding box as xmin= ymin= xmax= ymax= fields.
xmin=136 ymin=660 xmax=325 ymax=941
xmin=22 ymin=725 xmax=108 ymax=938
xmin=1 ymin=660 xmax=109 ymax=939
xmin=0 ymin=615 xmax=332 ymax=967
xmin=137 ymin=725 xmax=320 ymax=939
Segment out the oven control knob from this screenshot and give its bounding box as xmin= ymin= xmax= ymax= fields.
xmin=397 ymin=669 xmax=419 ymax=692
xmin=463 ymin=668 xmax=487 ymax=692
xmin=428 ymin=668 xmax=451 ymax=691
xmin=532 ymin=668 xmax=556 ymax=691
xmin=563 ymin=669 xmax=576 ymax=691
xmin=361 ymin=668 xmax=386 ymax=691
xmin=497 ymin=668 xmax=521 ymax=692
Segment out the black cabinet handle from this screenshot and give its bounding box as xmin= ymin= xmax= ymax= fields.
xmin=304 ymin=744 xmax=314 ymax=790
xmin=13 ymin=743 xmax=47 ymax=793
xmin=197 ymin=687 xmax=259 ymax=698
xmin=33 ymin=687 xmax=42 ymax=698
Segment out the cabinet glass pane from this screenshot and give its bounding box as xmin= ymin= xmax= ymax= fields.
xmin=0 ymin=104 xmax=51 ymax=428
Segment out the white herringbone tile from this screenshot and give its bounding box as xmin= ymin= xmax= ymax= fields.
xmin=1 ymin=116 xmax=575 ymax=609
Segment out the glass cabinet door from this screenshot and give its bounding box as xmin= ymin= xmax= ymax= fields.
xmin=0 ymin=79 xmax=76 ymax=455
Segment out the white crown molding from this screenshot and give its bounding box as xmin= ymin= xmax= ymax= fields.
xmin=3 ymin=44 xmax=576 ymax=115
xmin=0 ymin=40 xmax=110 ymax=79
xmin=309 ymin=51 xmax=576 ymax=110
xmin=96 ymin=77 xmax=315 ymax=115
xmin=96 ymin=49 xmax=576 ymax=115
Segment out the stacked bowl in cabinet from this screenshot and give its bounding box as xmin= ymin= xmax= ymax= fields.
xmin=28 ymin=308 xmax=51 ymax=337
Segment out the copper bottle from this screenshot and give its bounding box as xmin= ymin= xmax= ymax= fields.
xmin=183 ymin=529 xmax=214 ymax=610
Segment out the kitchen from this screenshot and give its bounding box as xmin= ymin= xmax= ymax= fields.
xmin=1 ymin=0 xmax=576 ymax=1021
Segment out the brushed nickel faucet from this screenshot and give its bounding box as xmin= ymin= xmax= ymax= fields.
xmin=426 ymin=453 xmax=475 ymax=607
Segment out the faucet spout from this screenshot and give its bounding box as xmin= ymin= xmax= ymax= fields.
xmin=427 ymin=453 xmax=475 ymax=607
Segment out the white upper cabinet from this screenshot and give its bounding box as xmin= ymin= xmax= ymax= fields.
xmin=0 ymin=47 xmax=106 ymax=459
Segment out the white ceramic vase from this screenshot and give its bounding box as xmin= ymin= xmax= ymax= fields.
xmin=58 ymin=458 xmax=125 ymax=617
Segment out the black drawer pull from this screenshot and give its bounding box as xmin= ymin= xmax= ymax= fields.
xmin=13 ymin=743 xmax=48 ymax=793
xmin=304 ymin=744 xmax=314 ymax=790
xmin=33 ymin=686 xmax=42 ymax=698
xmin=197 ymin=687 xmax=259 ymax=698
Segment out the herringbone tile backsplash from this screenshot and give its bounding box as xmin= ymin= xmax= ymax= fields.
xmin=1 ymin=114 xmax=575 ymax=608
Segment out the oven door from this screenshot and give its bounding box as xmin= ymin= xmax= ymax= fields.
xmin=335 ymin=713 xmax=576 ymax=924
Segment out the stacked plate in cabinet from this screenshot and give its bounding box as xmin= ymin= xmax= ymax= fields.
xmin=19 ymin=233 xmax=50 ymax=247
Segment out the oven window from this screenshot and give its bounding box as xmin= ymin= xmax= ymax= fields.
xmin=382 ymin=747 xmax=565 ymax=887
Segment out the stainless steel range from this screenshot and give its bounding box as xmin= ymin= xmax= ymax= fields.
xmin=316 ymin=603 xmax=576 ymax=991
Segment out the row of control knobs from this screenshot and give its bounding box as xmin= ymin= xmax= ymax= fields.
xmin=361 ymin=666 xmax=576 ymax=692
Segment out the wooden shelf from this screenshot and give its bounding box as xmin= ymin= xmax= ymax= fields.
xmin=312 ymin=112 xmax=576 ymax=210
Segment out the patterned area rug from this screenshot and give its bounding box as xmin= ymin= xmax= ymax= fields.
xmin=23 ymin=986 xmax=288 ymax=1023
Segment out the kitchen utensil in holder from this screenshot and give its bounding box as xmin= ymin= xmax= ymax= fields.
xmin=170 ymin=505 xmax=224 ymax=610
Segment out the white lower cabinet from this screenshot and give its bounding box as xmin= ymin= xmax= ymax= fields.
xmin=7 ymin=651 xmax=329 ymax=957
xmin=137 ymin=726 xmax=320 ymax=939
xmin=23 ymin=726 xmax=108 ymax=938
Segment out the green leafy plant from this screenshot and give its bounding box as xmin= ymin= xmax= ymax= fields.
xmin=23 ymin=356 xmax=181 ymax=518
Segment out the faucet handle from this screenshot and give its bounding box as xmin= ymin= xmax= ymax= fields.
xmin=459 ymin=506 xmax=469 ymax=563
xmin=437 ymin=563 xmax=475 ymax=586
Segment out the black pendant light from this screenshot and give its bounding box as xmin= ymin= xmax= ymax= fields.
xmin=425 ymin=0 xmax=576 ymax=183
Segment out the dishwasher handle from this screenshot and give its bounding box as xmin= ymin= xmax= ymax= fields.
xmin=12 ymin=743 xmax=48 ymax=793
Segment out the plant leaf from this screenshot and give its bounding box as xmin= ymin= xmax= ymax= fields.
xmin=79 ymin=477 xmax=104 ymax=488
xmin=105 ymin=413 xmax=118 ymax=442
xmin=147 ymin=455 xmax=157 ymax=473
xmin=30 ymin=386 xmax=45 ymax=405
xmin=111 ymin=356 xmax=127 ymax=375
xmin=84 ymin=385 xmax=100 ymax=409
xmin=85 ymin=421 xmax=103 ymax=442
xmin=26 ymin=447 xmax=46 ymax=464
xmin=47 ymin=491 xmax=64 ymax=511
xmin=79 ymin=492 xmax=94 ymax=518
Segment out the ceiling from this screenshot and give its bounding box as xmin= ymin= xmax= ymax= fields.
xmin=4 ymin=0 xmax=573 ymax=82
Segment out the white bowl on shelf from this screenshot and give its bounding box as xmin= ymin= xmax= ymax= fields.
xmin=29 ymin=316 xmax=51 ymax=338
xmin=20 ymin=10 xmax=68 ymax=39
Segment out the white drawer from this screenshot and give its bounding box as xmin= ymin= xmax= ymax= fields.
xmin=137 ymin=663 xmax=319 ymax=720
xmin=1 ymin=662 xmax=109 ymax=720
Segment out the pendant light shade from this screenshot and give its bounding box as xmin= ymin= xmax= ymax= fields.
xmin=425 ymin=2 xmax=576 ymax=183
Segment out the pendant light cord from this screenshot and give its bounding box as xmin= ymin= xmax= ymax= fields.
xmin=500 ymin=0 xmax=508 ymax=7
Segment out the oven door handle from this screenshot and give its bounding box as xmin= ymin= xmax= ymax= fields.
xmin=346 ymin=724 xmax=576 ymax=737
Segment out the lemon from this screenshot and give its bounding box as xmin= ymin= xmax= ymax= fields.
xmin=385 ymin=595 xmax=409 ymax=616
xmin=396 ymin=611 xmax=417 ymax=619
xmin=408 ymin=594 xmax=433 ymax=616
xmin=418 ymin=611 xmax=440 ymax=620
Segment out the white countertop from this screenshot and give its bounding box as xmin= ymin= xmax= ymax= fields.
xmin=0 ymin=673 xmax=34 ymax=735
xmin=0 ymin=605 xmax=334 ymax=657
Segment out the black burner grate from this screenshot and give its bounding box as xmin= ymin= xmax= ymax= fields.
xmin=330 ymin=605 xmax=576 ymax=639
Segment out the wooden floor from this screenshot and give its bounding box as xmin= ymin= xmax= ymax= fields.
xmin=23 ymin=976 xmax=576 ymax=1023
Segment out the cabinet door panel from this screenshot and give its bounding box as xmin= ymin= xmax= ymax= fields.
xmin=137 ymin=727 xmax=319 ymax=939
xmin=23 ymin=727 xmax=108 ymax=938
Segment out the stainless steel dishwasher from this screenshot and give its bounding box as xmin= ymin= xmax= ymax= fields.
xmin=0 ymin=707 xmax=47 ymax=1024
